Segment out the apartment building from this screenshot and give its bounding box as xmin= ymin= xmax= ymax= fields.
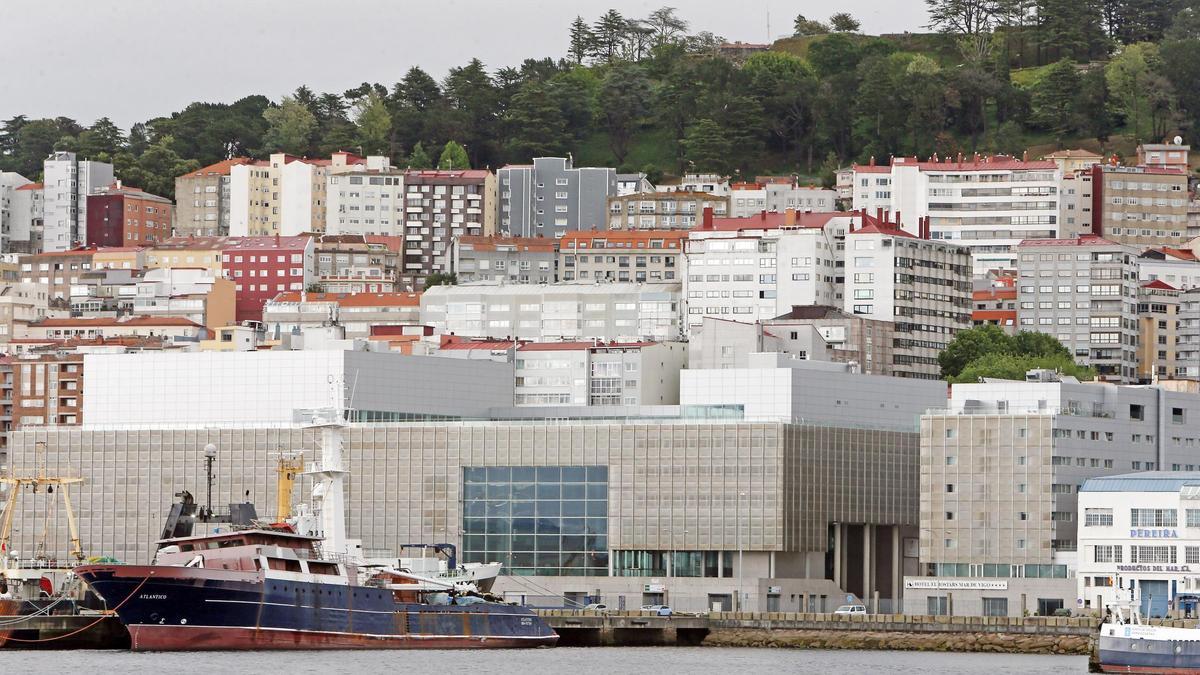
xmin=400 ymin=169 xmax=496 ymax=291
xmin=1043 ymin=149 xmax=1103 ymax=175
xmin=19 ymin=316 xmax=206 ymax=343
xmin=325 ymin=162 xmax=405 ymax=236
xmin=262 ymin=291 xmax=422 ymax=339
xmin=616 ymin=172 xmax=653 ymax=196
xmin=605 ymin=191 xmax=729 ymax=230
xmin=0 ymin=172 xmax=33 ymax=252
xmin=658 ymin=173 xmax=730 ymax=196
xmin=7 ymin=182 xmax=43 ymax=253
xmin=42 ymin=151 xmax=114 ymax=252
xmin=0 ymin=282 xmax=51 ymax=343
xmin=560 ymin=230 xmax=685 ymax=283
xmin=852 ymin=156 xmax=1061 ymax=273
xmin=229 ymin=152 xmax=371 ymax=237
xmin=313 ymin=234 xmax=398 ymax=293
xmin=1016 ymin=237 xmax=1139 ymax=383
xmin=908 ymin=376 xmax=1200 ymax=617
xmin=129 ymin=267 xmax=236 ymax=331
xmin=1138 ymin=141 xmax=1191 ymax=172
xmin=420 ymin=282 xmax=682 ymax=343
xmin=11 ymin=353 xmax=84 ymax=427
xmin=972 ymin=287 xmax=1017 ymax=334
xmin=1138 ymin=246 xmax=1200 ymax=289
xmin=1176 ymin=288 xmax=1200 ymax=380
xmin=727 ymin=182 xmax=837 ymax=217
xmin=513 ymin=341 xmax=686 ymax=406
xmin=1058 ymin=169 xmax=1095 ymax=238
xmin=85 ymin=182 xmax=173 ymax=247
xmin=453 ymin=235 xmax=557 ymax=284
xmin=843 ymin=219 xmax=972 ymax=380
xmin=175 ymin=158 xmax=254 ymax=236
xmin=683 ymin=210 xmax=849 ymax=330
xmin=18 ymin=249 xmax=96 ymax=302
xmin=1136 ymin=280 xmax=1181 ymax=382
xmin=151 ymin=235 xmax=316 ymax=323
xmin=497 ymin=157 xmax=615 ymax=237
xmin=1095 ymin=165 xmax=1189 ymax=247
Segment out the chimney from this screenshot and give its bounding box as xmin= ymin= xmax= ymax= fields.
xmin=701 ymin=206 xmax=714 ymax=230
xmin=784 ymin=208 xmax=796 ymax=226
xmin=869 ymin=156 xmax=875 ymax=167
xmin=759 ymin=210 xmax=767 ymax=222
xmin=1022 ymin=150 xmax=1028 ymax=162
xmin=894 ymin=211 xmax=901 ymax=228
xmin=876 ymin=207 xmax=883 ymax=223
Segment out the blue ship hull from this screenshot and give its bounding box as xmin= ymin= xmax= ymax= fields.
xmin=1099 ymin=634 xmax=1200 ymax=673
xmin=75 ymin=564 xmax=557 ymax=651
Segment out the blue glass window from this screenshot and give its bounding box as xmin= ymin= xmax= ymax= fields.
xmin=462 ymin=465 xmax=609 ymax=576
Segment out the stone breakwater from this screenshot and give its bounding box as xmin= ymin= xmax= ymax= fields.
xmin=704 ymin=628 xmax=1092 ymax=655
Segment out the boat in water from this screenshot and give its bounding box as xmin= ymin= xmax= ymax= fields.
xmin=1098 ymin=603 xmax=1200 ymax=673
xmin=74 ymin=409 xmax=558 ymax=651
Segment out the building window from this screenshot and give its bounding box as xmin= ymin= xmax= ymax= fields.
xmin=1094 ymin=545 xmax=1122 ymax=563
xmin=1173 ymin=407 xmax=1187 ymax=424
xmin=1131 ymin=545 xmax=1176 ymax=564
xmin=981 ymin=597 xmax=1008 ymax=617
xmin=1084 ymin=508 xmax=1113 ymax=527
xmin=1131 ymin=508 xmax=1178 ymax=527
xmin=461 ymin=466 xmax=608 ymax=577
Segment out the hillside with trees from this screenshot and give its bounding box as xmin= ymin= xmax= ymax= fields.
xmin=3 ymin=2 xmax=1200 ymax=199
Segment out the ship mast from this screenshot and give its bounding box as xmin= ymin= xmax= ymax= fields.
xmin=0 ymin=441 xmax=85 ymax=565
xmin=294 ymin=408 xmax=352 ymax=559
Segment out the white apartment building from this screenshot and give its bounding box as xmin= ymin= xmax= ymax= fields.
xmin=42 ymin=152 xmax=114 ymax=252
xmin=513 ymin=341 xmax=686 ymax=406
xmin=420 ymin=282 xmax=682 ymax=343
xmin=684 ymin=210 xmax=849 ymax=330
xmin=1016 ymin=237 xmax=1140 ymax=383
xmin=728 ymin=183 xmax=838 ymax=217
xmin=658 ymin=173 xmax=730 ymax=196
xmin=324 ymin=161 xmax=405 ymax=236
xmin=0 ymin=172 xmax=33 ymax=252
xmin=852 ymin=157 xmax=1061 ymax=273
xmin=844 ymin=222 xmax=972 ymax=379
xmin=1139 ymin=246 xmax=1200 ymax=290
xmin=1077 ymin=473 xmax=1200 ymax=618
xmin=8 ymin=182 xmax=43 ymax=253
xmin=230 ymin=152 xmax=377 ymax=237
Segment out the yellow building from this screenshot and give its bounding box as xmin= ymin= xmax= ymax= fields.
xmin=92 ymin=246 xmax=147 ymax=271
xmin=144 ymin=237 xmax=225 ymax=275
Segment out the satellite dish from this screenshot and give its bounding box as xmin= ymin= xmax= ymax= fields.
xmin=1174 ymin=136 xmax=1184 ymax=146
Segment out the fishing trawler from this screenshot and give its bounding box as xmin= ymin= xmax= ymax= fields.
xmin=1098 ymin=603 xmax=1200 ymax=673
xmin=74 ymin=410 xmax=557 ymax=650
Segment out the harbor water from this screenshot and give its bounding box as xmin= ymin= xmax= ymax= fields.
xmin=6 ymin=647 xmax=1087 ymax=673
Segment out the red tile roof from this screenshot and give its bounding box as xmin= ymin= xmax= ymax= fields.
xmin=1142 ymin=279 xmax=1180 ymax=291
xmin=15 ymin=182 xmax=42 ymax=191
xmin=268 ymin=291 xmax=421 ymax=307
xmin=32 ymin=316 xmax=203 ymax=328
xmin=438 ymin=340 xmax=521 ymax=351
xmin=458 ymin=235 xmax=558 ymax=253
xmin=972 ymin=310 xmax=1016 ymax=322
xmin=180 ymin=158 xmax=254 ymax=179
xmin=1154 ymin=247 xmax=1199 ymax=261
xmin=153 ymin=235 xmax=311 ymax=251
xmin=560 ymin=230 xmax=686 ymax=249
xmin=973 ymin=288 xmax=1017 ymax=301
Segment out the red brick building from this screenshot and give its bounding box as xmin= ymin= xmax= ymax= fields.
xmin=86 ymin=182 xmax=174 ymax=247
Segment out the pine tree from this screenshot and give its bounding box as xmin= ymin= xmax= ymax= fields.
xmin=407 ymin=142 xmax=432 ymax=169
xmin=438 ymin=140 xmax=470 ymax=170
xmin=569 ymin=16 xmax=594 ymax=64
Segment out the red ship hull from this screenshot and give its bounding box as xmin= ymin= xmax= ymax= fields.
xmin=130 ymin=624 xmax=556 ymax=651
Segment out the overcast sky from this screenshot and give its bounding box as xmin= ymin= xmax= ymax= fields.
xmin=2 ymin=0 xmax=929 ymax=129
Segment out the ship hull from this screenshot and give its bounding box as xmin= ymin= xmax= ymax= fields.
xmin=75 ymin=564 xmax=557 ymax=651
xmin=1099 ymin=634 xmax=1200 ymax=673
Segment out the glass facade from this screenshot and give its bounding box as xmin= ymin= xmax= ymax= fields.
xmin=613 ymin=550 xmax=733 ymax=577
xmin=462 ymin=466 xmax=608 ymax=576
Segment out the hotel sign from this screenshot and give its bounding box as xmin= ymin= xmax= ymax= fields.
xmin=1116 ymin=564 xmax=1192 ymax=573
xmin=1130 ymin=529 xmax=1179 ymax=538
xmin=904 ymin=579 xmax=1008 ymax=591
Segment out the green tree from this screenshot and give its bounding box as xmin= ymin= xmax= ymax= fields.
xmin=1036 ymin=0 xmax=1107 ymax=60
xmin=593 ymin=10 xmax=629 ymax=63
xmin=1105 ymin=42 xmax=1159 ymax=140
xmin=438 ymin=140 xmax=470 ymax=170
xmin=568 ymin=16 xmax=595 ymax=63
xmin=77 ymin=117 xmax=126 ymax=158
xmin=938 ymin=323 xmax=1017 ymax=378
xmin=819 ymin=150 xmax=841 ymax=188
xmin=424 ymin=272 xmax=457 ymax=287
xmin=599 ymin=62 xmax=650 ymax=164
xmin=354 ymin=92 xmax=392 ymax=156
xmin=130 ymin=134 xmax=200 ymax=199
xmin=1077 ymin=67 xmax=1115 ymax=142
xmin=681 ymin=118 xmax=731 ymax=173
xmin=1161 ymin=38 xmax=1200 ymax=138
xmin=261 ymin=96 xmax=317 ymax=154
xmin=504 ymin=81 xmax=570 ymax=160
xmin=1012 ymin=330 xmax=1073 ymax=360
xmin=793 ymin=14 xmax=829 ymax=35
xmin=1031 ymin=59 xmax=1083 ymax=142
xmin=829 ymin=13 xmax=861 ymax=32
xmin=406 ymin=141 xmax=432 ymax=169
xmin=645 ymin=6 xmax=689 ymax=46
xmin=950 ymin=353 xmax=1096 ymax=383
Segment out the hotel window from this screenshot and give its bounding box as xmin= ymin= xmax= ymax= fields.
xmin=461 ymin=466 xmax=607 ymax=577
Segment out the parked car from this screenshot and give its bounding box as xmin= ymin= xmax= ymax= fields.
xmin=641 ymin=604 xmax=673 ymax=616
xmin=833 ymin=604 xmax=867 ymax=616
xmin=582 ymin=603 xmax=608 ymax=611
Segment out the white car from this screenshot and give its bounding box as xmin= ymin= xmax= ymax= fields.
xmin=833 ymin=604 xmax=867 ymax=615
xmin=582 ymin=603 xmax=608 ymax=611
xmin=641 ymin=604 xmax=673 ymax=616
